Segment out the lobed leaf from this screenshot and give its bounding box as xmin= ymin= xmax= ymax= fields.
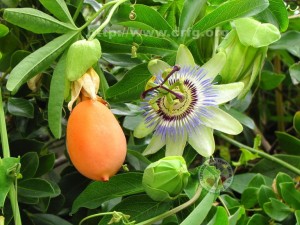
xmin=6 ymin=31 xmax=79 ymax=94
xmin=48 ymin=54 xmax=67 ymax=139
xmin=39 ymin=0 xmax=76 ymax=26
xmin=4 ymin=8 xmax=77 ymax=34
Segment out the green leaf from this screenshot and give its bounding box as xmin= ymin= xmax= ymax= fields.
xmin=30 ymin=214 xmax=72 ymax=225
xmin=97 ymin=32 xmax=177 ymax=56
xmin=0 ymin=24 xmax=9 ymax=38
xmin=18 ymin=178 xmax=59 ymax=198
xmin=39 ymin=0 xmax=76 ymax=26
xmin=241 ymin=187 xmax=259 ymax=209
xmin=0 ymin=157 xmax=20 ymax=207
xmin=275 ymin=172 xmax=294 ymax=198
xmin=34 ymin=153 xmax=55 ymax=177
xmin=294 ymin=111 xmax=300 ymax=134
xmin=263 ymin=198 xmax=292 ymax=221
xmin=117 ymin=4 xmax=173 ymax=35
xmin=94 ymin=64 xmax=109 ymax=99
xmin=248 ymin=173 xmax=266 ymax=188
xmin=48 ymin=54 xmax=67 ymax=139
xmin=179 ymin=0 xmax=206 ymax=33
xmin=247 ymin=214 xmax=269 ymax=225
xmin=207 ymin=206 xmax=228 ymax=225
xmin=290 ymin=62 xmax=300 ymax=85
xmin=6 ymin=31 xmax=79 ymax=93
xmin=275 ymin=131 xmax=300 ymax=155
xmin=255 ymin=0 xmax=289 ymax=32
xmin=234 ymin=17 xmax=280 ymax=48
xmin=20 ymin=152 xmax=39 ymax=179
xmin=4 ymin=8 xmax=77 ymax=34
xmin=219 ymin=194 xmax=240 ymax=210
xmin=251 ymin=154 xmax=300 ymax=178
xmin=7 ymin=97 xmax=34 ymax=118
xmin=260 ymin=71 xmax=285 ymax=90
xmin=229 ymin=207 xmax=245 ymax=225
xmin=190 ymin=0 xmax=269 ymax=43
xmin=106 ymin=63 xmax=151 ymax=102
xmin=280 ymin=182 xmax=300 ymax=210
xmin=258 ymin=185 xmax=276 ymax=208
xmin=99 ymin=194 xmax=172 ymax=224
xmin=269 ymin=31 xmax=300 ymax=57
xmin=71 ymin=172 xmax=144 ymax=214
xmin=180 ymin=192 xmax=216 ymax=225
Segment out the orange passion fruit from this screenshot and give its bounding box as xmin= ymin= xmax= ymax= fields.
xmin=66 ymin=99 xmax=127 ymax=181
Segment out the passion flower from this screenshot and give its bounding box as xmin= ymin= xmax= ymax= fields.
xmin=142 ymin=156 xmax=190 ymax=201
xmin=134 ymin=44 xmax=244 ymax=157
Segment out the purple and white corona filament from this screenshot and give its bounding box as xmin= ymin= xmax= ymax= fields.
xmin=134 ymin=45 xmax=244 ymax=157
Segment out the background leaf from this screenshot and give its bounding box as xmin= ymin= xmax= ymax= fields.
xmin=71 ymin=172 xmax=144 ymax=214
xmin=255 ymin=0 xmax=289 ymax=32
xmin=98 ymin=194 xmax=172 ymax=224
xmin=189 ymin=0 xmax=269 ymax=43
xmin=7 ymin=97 xmax=34 ymax=118
xmin=106 ymin=63 xmax=151 ymax=102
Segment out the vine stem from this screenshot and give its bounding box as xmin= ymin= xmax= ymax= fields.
xmin=0 ymin=88 xmax=22 ymax=225
xmin=88 ymin=0 xmax=128 ymax=40
xmin=79 ymin=0 xmax=123 ymax=31
xmin=79 ymin=212 xmax=117 ymax=225
xmin=135 ymin=186 xmax=203 ymax=225
xmin=216 ymin=132 xmax=300 ymax=175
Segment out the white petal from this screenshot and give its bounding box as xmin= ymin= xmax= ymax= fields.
xmin=134 ymin=119 xmax=157 ymax=138
xmin=201 ymin=51 xmax=226 ymax=80
xmin=212 ymin=82 xmax=244 ymax=104
xmin=188 ymin=126 xmax=215 ymax=157
xmin=148 ymin=59 xmax=171 ymax=75
xmin=165 ymin=133 xmax=187 ymax=156
xmin=202 ymin=107 xmax=243 ymax=135
xmin=176 ymin=44 xmax=195 ymax=67
xmin=143 ymin=134 xmax=165 ymax=156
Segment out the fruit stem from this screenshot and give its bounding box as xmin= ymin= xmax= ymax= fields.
xmin=0 ymin=88 xmax=22 ymax=225
xmin=88 ymin=0 xmax=129 ymax=40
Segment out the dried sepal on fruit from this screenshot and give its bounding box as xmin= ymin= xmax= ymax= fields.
xmin=67 ymin=67 xmax=107 ymax=111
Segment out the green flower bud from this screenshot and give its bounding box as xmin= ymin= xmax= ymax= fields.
xmin=142 ymin=156 xmax=190 ymax=201
xmin=218 ymin=18 xmax=280 ymax=99
xmin=66 ymin=39 xmax=101 ymax=81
